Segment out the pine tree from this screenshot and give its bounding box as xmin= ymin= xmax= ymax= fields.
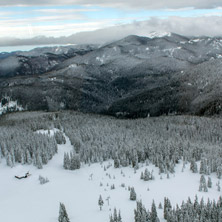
xmin=98 ymin=195 xmax=104 ymax=210
xmin=164 ymin=197 xmax=172 ymax=220
xmin=190 ymin=159 xmax=198 ymax=173
xmin=207 ymin=177 xmax=212 ymax=188
xmin=199 ymin=175 xmax=208 ymax=192
xmin=110 ymin=215 xmax=114 ymax=222
xmin=70 ymin=153 xmax=81 ymax=170
xmin=58 ymin=202 xmax=70 ymax=222
xmin=6 ymin=152 xmax=14 ymax=167
xmin=130 ymin=187 xmax=137 ymax=201
xmin=63 ymin=153 xmax=70 ymax=170
xmin=134 ymin=200 xmax=148 ymax=222
xmin=200 ymin=159 xmax=207 ymax=175
xmin=36 ymin=153 xmax=43 ymax=169
xmin=114 ymin=156 xmax=120 ymax=168
xmin=217 ymin=181 xmax=221 ymax=191
xmin=113 ymin=208 xmax=118 ymax=221
xmin=140 ymin=172 xmax=144 ymax=180
xmin=144 ymin=169 xmax=150 ymax=181
xmin=151 ymin=200 xmax=159 ymax=222
xmin=26 ymin=150 xmax=32 ymax=164
xmin=117 ymin=210 xmax=122 ymax=222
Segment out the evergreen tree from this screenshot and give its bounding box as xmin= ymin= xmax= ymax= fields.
xmin=140 ymin=172 xmax=144 ymax=180
xmin=207 ymin=177 xmax=212 ymax=188
xmin=217 ymin=181 xmax=221 ymax=191
xmin=200 ymin=159 xmax=207 ymax=175
xmin=36 ymin=153 xmax=43 ymax=169
xmin=110 ymin=215 xmax=114 ymax=222
xmin=151 ymin=200 xmax=159 ymax=222
xmin=134 ymin=200 xmax=148 ymax=222
xmin=98 ymin=195 xmax=104 ymax=210
xmin=130 ymin=187 xmax=137 ymax=201
xmin=190 ymin=159 xmax=198 ymax=173
xmin=164 ymin=197 xmax=172 ymax=220
xmin=114 ymin=156 xmax=120 ymax=168
xmin=6 ymin=152 xmax=14 ymax=167
xmin=58 ymin=202 xmax=70 ymax=222
xmin=117 ymin=210 xmax=122 ymax=222
xmin=113 ymin=208 xmax=118 ymax=221
xmin=63 ymin=153 xmax=71 ymax=170
xmin=144 ymin=169 xmax=150 ymax=181
xmin=70 ymin=153 xmax=81 ymax=170
xmin=199 ymin=175 xmax=208 ymax=192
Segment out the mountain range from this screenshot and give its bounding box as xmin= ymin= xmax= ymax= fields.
xmin=0 ymin=32 xmax=222 ymax=118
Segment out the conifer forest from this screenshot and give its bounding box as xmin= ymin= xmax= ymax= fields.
xmin=0 ymin=111 xmax=221 ymax=221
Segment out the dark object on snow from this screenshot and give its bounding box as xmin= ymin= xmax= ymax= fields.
xmin=15 ymin=172 xmax=31 ymax=179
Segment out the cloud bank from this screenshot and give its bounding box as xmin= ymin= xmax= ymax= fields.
xmin=1 ymin=0 xmax=222 ymax=10
xmin=1 ymin=16 xmax=222 ymax=47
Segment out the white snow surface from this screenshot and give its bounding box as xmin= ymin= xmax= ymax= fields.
xmin=0 ymin=129 xmax=221 ymax=222
xmin=0 ymin=99 xmax=24 ymax=115
xmin=147 ymin=31 xmax=171 ymax=38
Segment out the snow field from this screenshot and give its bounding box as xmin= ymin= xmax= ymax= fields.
xmin=0 ymin=130 xmax=221 ymax=222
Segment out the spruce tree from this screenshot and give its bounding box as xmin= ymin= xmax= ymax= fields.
xmin=98 ymin=195 xmax=104 ymax=210
xmin=117 ymin=210 xmax=122 ymax=222
xmin=190 ymin=159 xmax=198 ymax=173
xmin=144 ymin=169 xmax=150 ymax=181
xmin=130 ymin=187 xmax=137 ymax=201
xmin=114 ymin=156 xmax=120 ymax=168
xmin=199 ymin=175 xmax=208 ymax=192
xmin=58 ymin=202 xmax=70 ymax=222
xmin=113 ymin=208 xmax=118 ymax=221
xmin=151 ymin=200 xmax=159 ymax=222
xmin=207 ymin=177 xmax=212 ymax=188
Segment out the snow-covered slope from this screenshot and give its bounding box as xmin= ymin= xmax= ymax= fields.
xmin=1 ymin=33 xmax=222 ymax=117
xmin=0 ymin=129 xmax=221 ymax=222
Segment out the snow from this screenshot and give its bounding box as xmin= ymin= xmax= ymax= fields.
xmin=49 ymin=77 xmax=57 ymax=81
xmin=68 ymin=64 xmax=77 ymax=69
xmin=0 ymin=98 xmax=24 ymax=115
xmin=113 ymin=47 xmax=117 ymax=52
xmin=148 ymin=31 xmax=171 ymax=39
xmin=96 ymin=56 xmax=104 ymax=64
xmin=162 ymin=47 xmax=181 ymax=57
xmin=0 ymin=129 xmax=221 ymax=222
xmin=192 ymin=39 xmax=200 ymax=43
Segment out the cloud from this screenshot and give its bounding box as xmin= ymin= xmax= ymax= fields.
xmin=2 ymin=15 xmax=222 ymax=47
xmin=68 ymin=16 xmax=222 ymax=44
xmin=34 ymin=8 xmax=99 ymax=13
xmin=0 ymin=14 xmax=84 ymax=27
xmin=1 ymin=0 xmax=222 ymax=10
xmin=0 ymin=21 xmax=109 ymax=39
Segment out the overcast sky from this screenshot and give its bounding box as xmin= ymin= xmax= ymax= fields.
xmin=1 ymin=0 xmax=222 ymax=45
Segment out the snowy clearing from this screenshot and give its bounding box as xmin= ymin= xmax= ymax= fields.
xmin=0 ymin=129 xmax=221 ymax=222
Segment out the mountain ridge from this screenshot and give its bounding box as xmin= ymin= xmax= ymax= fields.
xmin=0 ymin=33 xmax=222 ymax=118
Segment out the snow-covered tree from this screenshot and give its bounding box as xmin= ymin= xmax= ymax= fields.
xmin=58 ymin=202 xmax=70 ymax=222
xmin=130 ymin=187 xmax=137 ymax=201
xmin=199 ymin=175 xmax=208 ymax=192
xmin=98 ymin=195 xmax=104 ymax=210
xmin=207 ymin=177 xmax=212 ymax=188
xmin=151 ymin=201 xmax=159 ymax=222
